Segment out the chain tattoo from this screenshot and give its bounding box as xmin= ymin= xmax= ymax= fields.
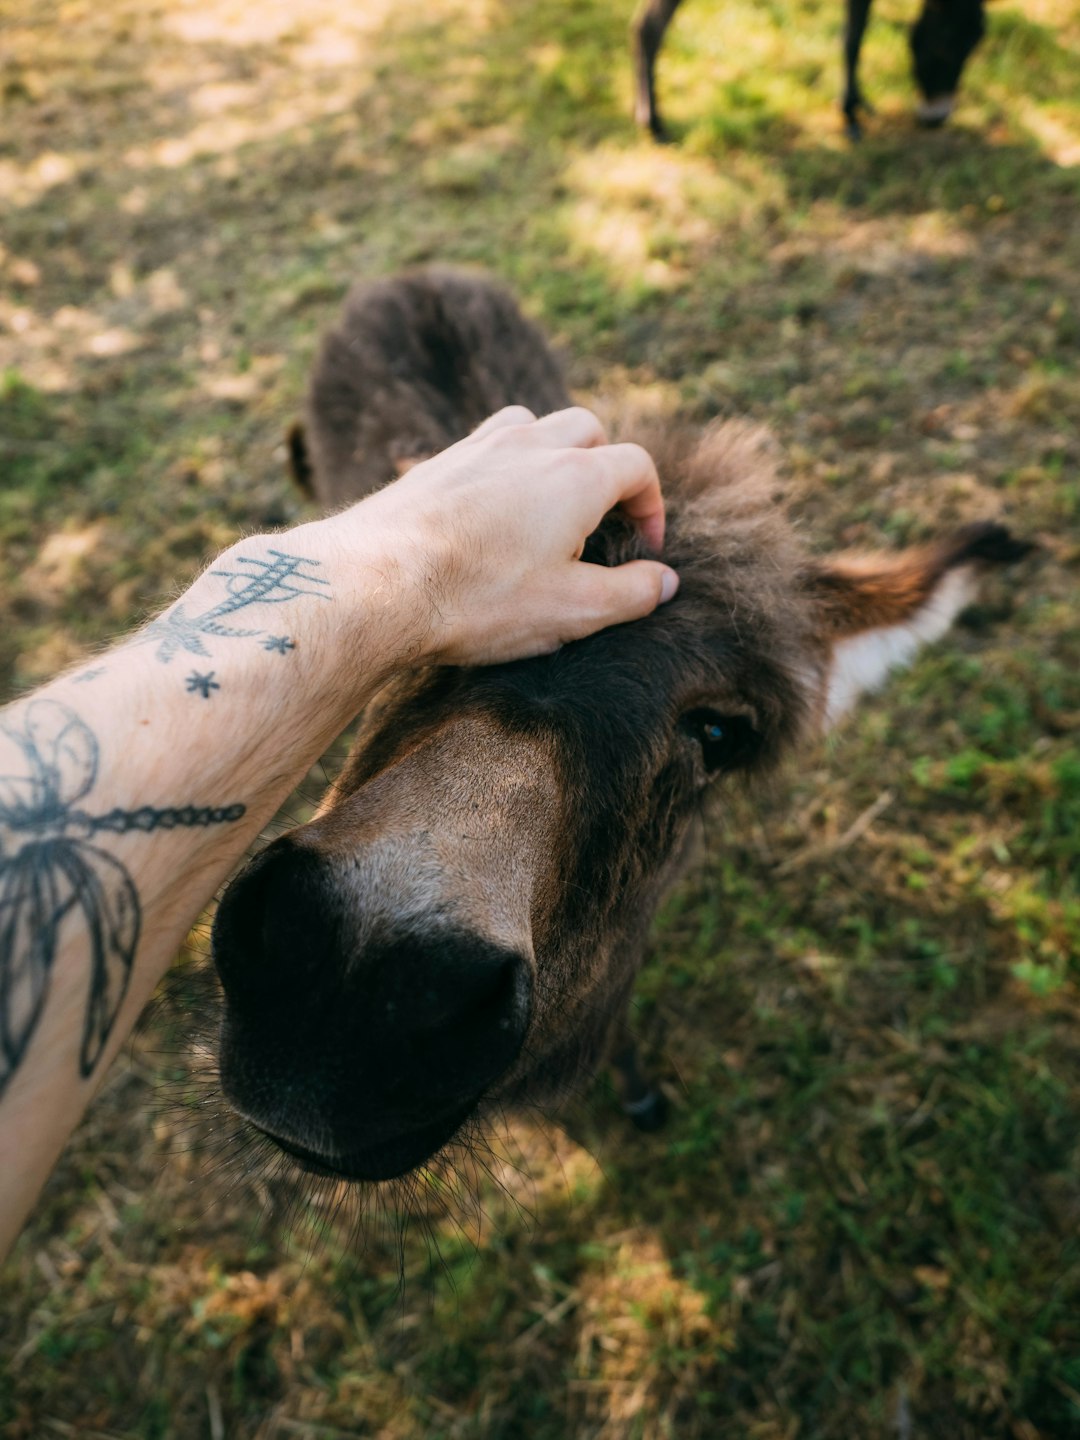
xmin=0 ymin=544 xmax=335 ymax=1087
xmin=0 ymin=701 xmax=246 ymax=1097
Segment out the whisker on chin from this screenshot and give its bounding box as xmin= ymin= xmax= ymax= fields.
xmin=154 ymin=1020 xmax=633 ymax=1301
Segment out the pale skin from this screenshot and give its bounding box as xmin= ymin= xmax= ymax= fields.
xmin=0 ymin=406 xmax=678 ymax=1258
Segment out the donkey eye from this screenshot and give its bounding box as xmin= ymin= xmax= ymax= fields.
xmin=679 ymin=708 xmax=759 ymax=774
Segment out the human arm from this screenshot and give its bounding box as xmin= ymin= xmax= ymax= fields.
xmin=0 ymin=406 xmax=677 ymax=1255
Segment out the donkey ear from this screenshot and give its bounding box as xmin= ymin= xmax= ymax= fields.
xmin=807 ymin=522 xmax=1032 ymax=727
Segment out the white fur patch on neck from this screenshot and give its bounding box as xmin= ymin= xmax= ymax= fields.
xmin=825 ymin=566 xmax=978 ymax=726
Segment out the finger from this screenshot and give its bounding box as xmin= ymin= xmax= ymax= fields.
xmin=591 ymin=442 xmax=666 ymax=552
xmin=525 ymin=406 xmax=608 ymax=450
xmin=562 ymin=560 xmax=679 ymax=641
xmin=466 ymin=406 xmax=536 ymax=442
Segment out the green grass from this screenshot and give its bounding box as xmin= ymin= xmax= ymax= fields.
xmin=2 ymin=0 xmax=1080 ymax=1435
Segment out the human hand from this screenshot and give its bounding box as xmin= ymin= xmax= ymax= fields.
xmin=340 ymin=405 xmax=679 ymax=666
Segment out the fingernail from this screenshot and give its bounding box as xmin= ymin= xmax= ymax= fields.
xmin=659 ymin=567 xmax=679 ymax=603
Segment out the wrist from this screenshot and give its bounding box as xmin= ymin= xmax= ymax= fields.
xmin=287 ymin=508 xmax=448 ymax=676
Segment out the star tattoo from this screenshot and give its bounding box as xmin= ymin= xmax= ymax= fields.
xmin=185 ymin=671 xmax=220 ymax=699
xmin=262 ymin=635 xmax=295 ymax=655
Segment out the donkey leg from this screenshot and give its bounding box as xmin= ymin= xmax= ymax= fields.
xmin=842 ymin=0 xmax=875 ymax=139
xmin=632 ymin=0 xmax=685 ymax=142
xmin=610 ymin=1023 xmax=669 ymax=1132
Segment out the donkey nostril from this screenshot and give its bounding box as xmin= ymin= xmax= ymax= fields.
xmin=212 ymin=841 xmax=336 ymax=1005
xmin=374 ymin=935 xmax=530 ymax=1110
xmin=407 ymin=940 xmax=528 ymax=1037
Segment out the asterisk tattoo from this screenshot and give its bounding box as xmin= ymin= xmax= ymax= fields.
xmin=262 ymin=635 xmax=296 ymax=655
xmin=185 ymin=671 xmax=220 ymax=699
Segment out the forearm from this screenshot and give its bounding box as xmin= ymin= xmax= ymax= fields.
xmin=0 ymin=518 xmax=412 ymax=1254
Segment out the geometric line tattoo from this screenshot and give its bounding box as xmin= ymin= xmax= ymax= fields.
xmin=0 ymin=700 xmax=246 ymax=1097
xmin=140 ymin=549 xmax=331 ymax=665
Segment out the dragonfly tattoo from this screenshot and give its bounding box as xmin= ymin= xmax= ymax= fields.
xmin=142 ymin=549 xmax=331 ymax=665
xmin=0 ymin=700 xmax=245 ymax=1098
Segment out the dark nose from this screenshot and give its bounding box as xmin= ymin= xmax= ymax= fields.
xmin=213 ymin=841 xmax=528 ymax=1031
xmin=210 ymin=840 xmax=532 ymax=1177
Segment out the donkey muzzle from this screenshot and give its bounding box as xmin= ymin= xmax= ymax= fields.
xmin=211 ymin=840 xmax=532 ymax=1181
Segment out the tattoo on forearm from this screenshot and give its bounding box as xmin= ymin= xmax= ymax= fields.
xmin=0 ymin=701 xmax=245 ymax=1098
xmin=186 ymin=671 xmax=220 ymax=699
xmin=142 ymin=550 xmax=331 ymax=683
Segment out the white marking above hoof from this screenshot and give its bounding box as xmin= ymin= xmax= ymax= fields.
xmin=917 ymin=95 xmax=956 ymax=125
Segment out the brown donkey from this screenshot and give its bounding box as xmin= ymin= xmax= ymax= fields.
xmin=212 ymin=268 xmax=1027 ymax=1187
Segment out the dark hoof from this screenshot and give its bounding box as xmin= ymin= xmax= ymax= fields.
xmin=842 ymin=91 xmax=875 ymax=141
xmin=624 ymin=1089 xmax=669 ymax=1132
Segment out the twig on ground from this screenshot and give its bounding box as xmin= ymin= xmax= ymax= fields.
xmin=775 ymin=789 xmax=894 ymax=875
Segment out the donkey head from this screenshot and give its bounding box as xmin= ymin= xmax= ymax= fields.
xmin=211 ymin=422 xmax=1025 ymax=1184
xmin=911 ymin=0 xmax=986 ymax=126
